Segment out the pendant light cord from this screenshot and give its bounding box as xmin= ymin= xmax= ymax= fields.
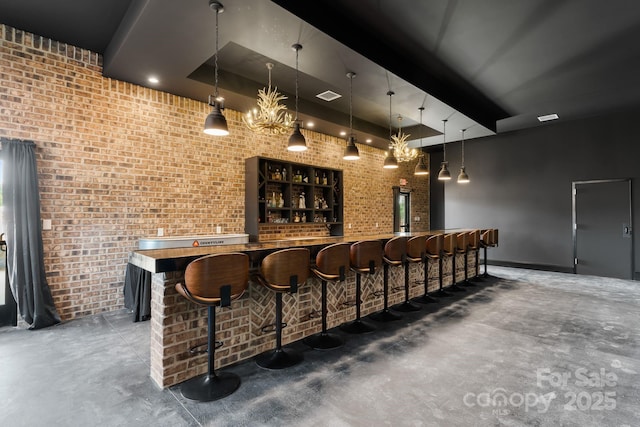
xmin=442 ymin=119 xmax=447 ymax=162
xmin=461 ymin=129 xmax=465 ymax=167
xmin=294 ymin=45 xmax=300 ymax=121
xmin=213 ymin=5 xmax=220 ymax=99
xmin=349 ymin=74 xmax=353 ymax=133
xmin=419 ymin=107 xmax=424 ymax=152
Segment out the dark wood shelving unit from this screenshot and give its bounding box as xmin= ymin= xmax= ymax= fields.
xmin=245 ymin=156 xmax=343 ymax=241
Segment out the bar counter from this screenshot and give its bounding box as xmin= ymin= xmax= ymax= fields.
xmin=130 ymin=231 xmax=473 ymax=388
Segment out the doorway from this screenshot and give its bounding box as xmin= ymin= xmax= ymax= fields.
xmin=572 ymin=179 xmax=633 ymax=279
xmin=0 ymin=156 xmax=18 ymax=326
xmin=393 ymin=186 xmax=411 ymax=233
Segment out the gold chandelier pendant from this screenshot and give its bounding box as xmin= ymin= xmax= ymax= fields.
xmin=243 ymin=63 xmax=293 ymax=135
xmin=391 ymin=130 xmax=418 ymax=162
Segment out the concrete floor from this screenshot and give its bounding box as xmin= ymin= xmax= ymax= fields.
xmin=1 ymin=267 xmax=639 ymax=427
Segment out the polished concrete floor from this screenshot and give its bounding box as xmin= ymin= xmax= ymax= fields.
xmin=1 ymin=267 xmax=639 ymax=427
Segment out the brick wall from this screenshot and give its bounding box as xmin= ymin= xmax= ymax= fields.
xmin=0 ymin=25 xmax=431 ymax=322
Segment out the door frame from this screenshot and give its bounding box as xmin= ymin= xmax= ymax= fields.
xmin=393 ymin=186 xmax=411 ymax=233
xmin=0 ymin=233 xmax=17 ymax=326
xmin=571 ymin=178 xmax=633 ymax=276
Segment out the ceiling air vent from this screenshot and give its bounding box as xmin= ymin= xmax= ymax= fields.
xmin=316 ymin=90 xmax=342 ymax=102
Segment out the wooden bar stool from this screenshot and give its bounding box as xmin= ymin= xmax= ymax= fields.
xmin=457 ymin=232 xmax=475 ymax=286
xmin=443 ymin=233 xmax=466 ymax=292
xmin=254 ymin=248 xmax=310 ymax=369
xmin=390 ymin=237 xmax=421 ymax=313
xmin=341 ymin=240 xmax=381 ymax=334
xmin=428 ymin=233 xmax=452 ymax=297
xmin=370 ymin=236 xmax=405 ymax=322
xmin=303 ymin=243 xmax=350 ymax=350
xmin=175 ymin=252 xmax=249 ymax=402
xmin=409 ymin=234 xmax=440 ymax=303
xmin=480 ymin=229 xmax=498 ymax=278
xmin=467 ymin=229 xmax=483 ymax=282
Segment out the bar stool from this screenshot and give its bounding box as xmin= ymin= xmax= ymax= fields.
xmin=443 ymin=233 xmax=465 ymax=292
xmin=341 ymin=240 xmax=381 ymax=334
xmin=175 ymin=252 xmax=249 ymax=402
xmin=255 ymin=248 xmax=310 ymax=369
xmin=480 ymin=229 xmax=498 ymax=278
xmin=303 ymin=243 xmax=350 ymax=350
xmin=390 ymin=237 xmax=421 ymax=313
xmin=457 ymin=232 xmax=474 ymax=286
xmin=407 ymin=235 xmax=438 ymax=305
xmin=413 ymin=233 xmax=448 ymax=301
xmin=370 ymin=236 xmax=405 ymax=322
xmin=467 ymin=229 xmax=483 ymax=282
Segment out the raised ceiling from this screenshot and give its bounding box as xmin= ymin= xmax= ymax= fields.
xmin=2 ymin=0 xmax=640 ymax=149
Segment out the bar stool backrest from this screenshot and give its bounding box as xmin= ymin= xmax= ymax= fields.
xmin=456 ymin=232 xmax=469 ymax=252
xmin=407 ymin=235 xmax=427 ymax=260
xmin=350 ymin=240 xmax=382 ymax=273
xmin=260 ymin=248 xmax=310 ymax=292
xmin=314 ymin=243 xmax=351 ymax=281
xmin=442 ymin=233 xmax=456 ymax=255
xmin=426 ymin=234 xmax=443 ymax=258
xmin=384 ymin=236 xmax=408 ymax=265
xmin=468 ymin=230 xmax=481 ymax=250
xmin=182 ymin=253 xmax=249 ymax=306
xmin=492 ymin=229 xmax=499 ymax=246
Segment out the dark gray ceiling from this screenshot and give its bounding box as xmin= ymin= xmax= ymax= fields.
xmin=2 ymin=0 xmax=640 ymax=150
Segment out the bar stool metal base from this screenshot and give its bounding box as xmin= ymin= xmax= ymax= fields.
xmin=340 ymin=319 xmax=376 ymax=334
xmin=180 ymin=372 xmax=241 ymax=402
xmin=392 ymin=301 xmax=422 ymax=312
xmin=412 ymin=294 xmax=439 ymax=304
xmin=255 ymin=348 xmax=303 ymax=370
xmin=434 ymin=289 xmax=454 ymax=297
xmin=370 ymin=308 xmax=402 ymax=322
xmin=303 ymin=332 xmax=344 ymax=350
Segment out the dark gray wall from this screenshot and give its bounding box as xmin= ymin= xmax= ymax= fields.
xmin=441 ymin=106 xmax=640 ymax=276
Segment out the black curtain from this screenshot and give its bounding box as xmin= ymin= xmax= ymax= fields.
xmin=2 ymin=139 xmax=60 ymax=329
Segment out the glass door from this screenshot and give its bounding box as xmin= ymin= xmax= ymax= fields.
xmin=393 ymin=186 xmax=411 ymax=233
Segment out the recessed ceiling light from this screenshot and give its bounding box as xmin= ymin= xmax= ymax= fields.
xmin=339 ymin=131 xmax=347 ymax=136
xmin=365 ymin=138 xmax=372 ymax=143
xmin=316 ymin=90 xmax=342 ymax=102
xmin=148 ymin=76 xmax=159 ymax=84
xmin=306 ymin=121 xmax=314 ymax=128
xmin=538 ymin=113 xmax=559 ymax=122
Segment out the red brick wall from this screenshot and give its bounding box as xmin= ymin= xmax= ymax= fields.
xmin=0 ymin=25 xmax=430 ymax=321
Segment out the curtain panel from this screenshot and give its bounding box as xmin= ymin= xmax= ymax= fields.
xmin=1 ymin=138 xmax=60 ymax=329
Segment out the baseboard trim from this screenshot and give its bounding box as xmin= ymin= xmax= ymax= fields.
xmin=487 ymin=260 xmax=574 ymax=274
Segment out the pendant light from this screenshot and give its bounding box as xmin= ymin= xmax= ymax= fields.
xmin=203 ymin=0 xmax=229 ymax=136
xmin=437 ymin=119 xmax=451 ymax=180
xmin=287 ymin=43 xmax=307 ymax=151
xmin=343 ymin=72 xmax=360 ymax=160
xmin=414 ymin=106 xmax=429 ymax=176
xmin=383 ymin=90 xmax=399 ymax=169
xmin=457 ymin=128 xmax=470 ymax=183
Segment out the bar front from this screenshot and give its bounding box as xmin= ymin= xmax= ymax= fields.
xmin=129 ymin=232 xmax=479 ymax=389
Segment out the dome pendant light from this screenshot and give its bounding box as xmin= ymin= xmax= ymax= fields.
xmin=203 ymin=0 xmax=229 ymax=136
xmin=437 ymin=119 xmax=451 ymax=180
xmin=457 ymin=128 xmax=470 ymax=183
xmin=383 ymin=90 xmax=399 ymax=169
xmin=343 ymin=72 xmax=360 ymax=160
xmin=287 ymin=43 xmax=307 ymax=152
xmin=414 ymin=106 xmax=429 ymax=176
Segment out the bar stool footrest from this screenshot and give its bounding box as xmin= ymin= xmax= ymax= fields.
xmin=189 ymin=341 xmax=223 ymax=355
xmin=260 ymin=322 xmax=287 ymax=334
